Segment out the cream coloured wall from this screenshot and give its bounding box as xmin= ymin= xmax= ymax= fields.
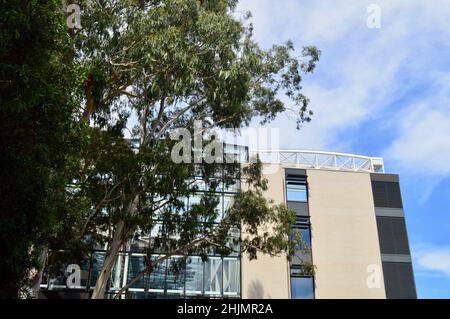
xmin=306 ymin=169 xmax=385 ymax=299
xmin=241 ymin=164 xmax=291 ymax=299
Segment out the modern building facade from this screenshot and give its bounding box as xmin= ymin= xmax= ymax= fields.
xmin=39 ymin=147 xmax=416 ymax=299
xmin=241 ymin=149 xmax=416 ymax=299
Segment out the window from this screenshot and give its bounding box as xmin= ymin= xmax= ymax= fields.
xmin=291 ymin=276 xmax=314 ymax=299
xmin=291 ymin=217 xmax=312 ymax=266
xmin=40 ymin=160 xmax=242 ymax=299
xmin=148 ymin=255 xmax=166 ymax=292
xmin=292 ymin=217 xmax=311 ymax=247
xmin=223 ymin=258 xmax=240 ymax=296
xmin=166 ymin=256 xmax=185 ymax=295
xmin=185 ymin=257 xmax=203 ymax=296
xmin=125 ymin=255 xmax=146 ymax=290
xmin=299 ymin=226 xmax=311 ymax=246
xmin=286 ymin=174 xmax=314 ymax=299
xmin=90 ymin=252 xmax=105 ymax=288
xmin=286 ymin=180 xmax=307 ymax=202
xmin=204 ymin=257 xmax=222 ymax=296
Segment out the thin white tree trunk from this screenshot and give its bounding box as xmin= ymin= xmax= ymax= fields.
xmin=91 ymin=195 xmax=139 ymax=299
xmin=91 ymin=219 xmax=126 ymax=299
xmin=92 ymin=105 xmax=148 ymax=299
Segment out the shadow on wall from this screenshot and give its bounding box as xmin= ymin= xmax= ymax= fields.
xmin=247 ymin=280 xmax=270 ymax=299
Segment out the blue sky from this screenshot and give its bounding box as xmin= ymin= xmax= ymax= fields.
xmin=236 ymin=0 xmax=450 ymax=298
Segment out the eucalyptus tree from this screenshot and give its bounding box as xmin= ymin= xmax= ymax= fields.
xmin=72 ymin=0 xmax=320 ymax=299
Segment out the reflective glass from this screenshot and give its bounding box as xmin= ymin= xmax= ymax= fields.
xmin=223 ymin=258 xmax=240 ymax=296
xmin=148 ymin=255 xmax=166 ymax=292
xmin=291 ymin=276 xmax=314 ymax=299
xmin=287 ymin=183 xmax=307 ymax=202
xmin=126 ymin=255 xmax=146 ymax=289
xmin=166 ymin=256 xmax=185 ymax=294
xmin=185 ymin=256 xmax=203 ymax=296
xmin=205 ymin=257 xmax=222 ymax=295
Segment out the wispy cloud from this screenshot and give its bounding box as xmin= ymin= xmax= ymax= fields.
xmin=237 ymin=0 xmax=450 ymax=196
xmin=384 ymin=73 xmax=450 ymax=175
xmin=414 ymin=245 xmax=450 ymax=278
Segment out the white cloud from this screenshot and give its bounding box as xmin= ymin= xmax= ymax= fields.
xmin=383 ymin=72 xmax=450 ymax=173
xmin=415 ymin=246 xmax=450 ymax=278
xmin=236 ymin=0 xmax=450 ymax=186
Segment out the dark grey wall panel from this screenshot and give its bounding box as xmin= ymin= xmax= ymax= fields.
xmin=285 ymin=168 xmax=307 ymax=177
xmin=381 ymin=254 xmax=412 ymax=263
xmin=288 ymin=201 xmax=309 ymax=216
xmin=382 ymin=262 xmax=417 ymax=299
xmin=376 ymin=216 xmax=411 ymax=255
xmin=370 ymin=173 xmax=399 ymax=182
xmin=372 ymin=181 xmax=403 ymax=208
xmin=375 ymin=207 xmax=404 ymax=218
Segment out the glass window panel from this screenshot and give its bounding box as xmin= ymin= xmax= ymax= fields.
xmin=166 ymin=256 xmax=185 ymax=294
xmin=208 ymin=178 xmax=223 ymax=192
xmin=291 ymin=276 xmax=314 ymax=299
xmin=150 ymin=223 xmax=163 ymax=238
xmin=127 ymin=291 xmax=147 ymax=299
xmin=89 ymin=252 xmax=105 ymax=288
xmin=300 ymin=226 xmax=311 ymax=247
xmin=125 ymin=255 xmax=147 ymax=290
xmin=176 ymin=196 xmax=188 ymax=214
xmin=47 ymin=265 xmax=68 ymax=289
xmin=205 ymin=257 xmax=222 ymax=296
xmin=79 ymin=259 xmax=90 ymax=288
xmin=223 ymin=258 xmax=240 ymax=296
xmin=223 ymin=195 xmax=234 ymax=216
xmin=188 ymin=194 xmax=201 ymax=208
xmin=49 ymin=258 xmax=90 ymax=289
xmin=287 ymin=183 xmax=307 ymax=202
xmin=212 ymin=195 xmax=223 ymax=223
xmin=192 ymin=178 xmax=206 ymax=191
xmin=224 ymin=179 xmax=240 ymax=193
xmin=226 ymin=227 xmax=240 ymax=256
xmin=148 ymin=255 xmax=166 ymax=292
xmin=89 ymin=252 xmax=105 ymax=289
xmin=130 ymin=237 xmax=148 ymax=253
xmin=185 ymin=256 xmax=203 ymax=296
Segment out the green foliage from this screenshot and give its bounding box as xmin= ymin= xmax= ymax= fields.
xmin=1 ymin=0 xmax=320 ymax=298
xmin=68 ymin=0 xmax=319 ymax=297
xmin=0 ymin=0 xmax=85 ymax=298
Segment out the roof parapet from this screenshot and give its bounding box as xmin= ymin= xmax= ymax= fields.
xmin=249 ymin=149 xmax=385 ymax=173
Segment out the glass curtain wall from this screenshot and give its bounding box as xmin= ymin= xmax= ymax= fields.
xmin=41 ymin=144 xmax=246 ymax=299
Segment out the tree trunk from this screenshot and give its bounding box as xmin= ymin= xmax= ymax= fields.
xmin=91 ymin=219 xmax=126 ymax=299
xmin=92 ymin=104 xmax=147 ymax=299
xmin=91 ymin=195 xmax=139 ymax=299
xmin=23 ymin=246 xmax=49 ymax=299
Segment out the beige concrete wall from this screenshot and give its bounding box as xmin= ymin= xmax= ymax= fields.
xmin=241 ymin=164 xmax=291 ymax=299
xmin=307 ymin=169 xmax=385 ymax=299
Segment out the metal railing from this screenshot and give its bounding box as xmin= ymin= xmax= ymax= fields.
xmin=249 ymin=149 xmax=384 ymax=173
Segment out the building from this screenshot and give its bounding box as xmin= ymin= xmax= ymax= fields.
xmin=241 ymin=149 xmax=416 ymax=299
xmin=40 ymin=147 xmax=416 ymax=299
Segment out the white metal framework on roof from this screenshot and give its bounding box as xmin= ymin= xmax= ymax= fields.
xmin=249 ymin=149 xmax=385 ymax=173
